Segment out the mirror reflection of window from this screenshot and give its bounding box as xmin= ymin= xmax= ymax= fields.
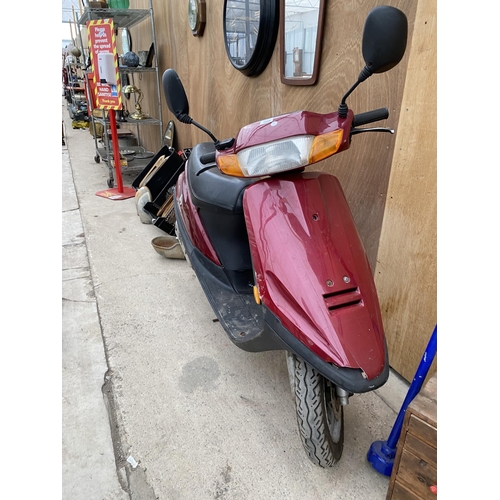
xmin=284 ymin=0 xmax=320 ymax=78
xmin=225 ymin=0 xmax=261 ymax=68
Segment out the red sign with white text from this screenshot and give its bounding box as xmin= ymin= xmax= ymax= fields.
xmin=87 ymin=19 xmax=122 ymax=110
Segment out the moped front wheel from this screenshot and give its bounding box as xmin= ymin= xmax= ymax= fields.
xmin=286 ymin=353 xmax=344 ymax=467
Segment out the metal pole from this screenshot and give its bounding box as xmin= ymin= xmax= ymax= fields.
xmin=109 ymin=109 xmax=124 ymax=192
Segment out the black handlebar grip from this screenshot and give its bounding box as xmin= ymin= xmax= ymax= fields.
xmin=200 ymin=152 xmax=216 ymax=165
xmin=352 ymin=108 xmax=389 ymax=128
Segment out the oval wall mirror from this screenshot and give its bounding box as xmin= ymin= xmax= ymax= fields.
xmin=280 ymin=0 xmax=326 ymax=85
xmin=223 ymin=0 xmax=279 ymax=77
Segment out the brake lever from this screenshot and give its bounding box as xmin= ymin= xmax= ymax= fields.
xmin=351 ymin=127 xmax=395 ymax=135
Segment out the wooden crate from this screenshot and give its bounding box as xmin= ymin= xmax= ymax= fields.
xmin=386 ymin=374 xmax=437 ymax=500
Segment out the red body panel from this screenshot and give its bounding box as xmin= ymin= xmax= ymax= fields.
xmin=243 ymin=172 xmax=386 ymax=380
xmin=176 ymin=170 xmax=221 ymax=265
xmin=216 ymin=109 xmax=354 ymax=158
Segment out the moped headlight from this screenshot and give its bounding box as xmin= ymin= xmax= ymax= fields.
xmin=217 ymin=130 xmax=343 ymax=177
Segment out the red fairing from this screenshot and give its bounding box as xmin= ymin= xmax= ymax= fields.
xmin=217 ymin=110 xmax=354 ymax=157
xmin=175 ymin=170 xmax=221 ymax=265
xmin=243 ymin=172 xmax=386 ymax=379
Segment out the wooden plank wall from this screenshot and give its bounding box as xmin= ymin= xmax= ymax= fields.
xmin=123 ymin=0 xmax=436 ymax=382
xmin=373 ymin=0 xmax=437 ymax=381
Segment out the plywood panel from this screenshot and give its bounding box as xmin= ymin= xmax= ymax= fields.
xmin=373 ymin=0 xmax=437 ymax=381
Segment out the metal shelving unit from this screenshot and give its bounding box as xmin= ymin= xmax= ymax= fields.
xmin=77 ymin=2 xmax=163 ymax=188
xmin=63 ymin=59 xmax=88 ymax=123
xmin=78 ymin=8 xmax=150 ymax=28
xmin=63 ymin=42 xmax=89 ymax=123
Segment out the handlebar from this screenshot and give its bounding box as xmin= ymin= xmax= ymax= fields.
xmin=200 ymin=152 xmax=216 ymax=164
xmin=196 ymin=108 xmax=391 ymax=171
xmin=352 ymin=107 xmax=389 ymax=128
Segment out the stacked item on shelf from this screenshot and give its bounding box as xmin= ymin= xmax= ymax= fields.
xmin=132 ymin=146 xmax=186 ymax=234
xmin=64 ymin=53 xmax=90 ymax=129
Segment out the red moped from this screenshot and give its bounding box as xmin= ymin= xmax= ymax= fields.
xmin=162 ymin=6 xmax=407 ymax=467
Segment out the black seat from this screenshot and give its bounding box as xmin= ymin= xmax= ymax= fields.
xmin=187 ymin=142 xmax=258 ymax=214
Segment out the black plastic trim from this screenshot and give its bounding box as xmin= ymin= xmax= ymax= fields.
xmin=175 ymin=201 xmax=285 ymax=353
xmin=263 ymin=306 xmax=389 ymax=394
xmin=187 ymin=143 xmax=256 ymax=215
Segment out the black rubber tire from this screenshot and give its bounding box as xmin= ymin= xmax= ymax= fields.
xmin=289 ymin=353 xmax=344 ymax=467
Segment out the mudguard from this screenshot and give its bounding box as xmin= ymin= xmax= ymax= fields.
xmin=243 ymin=172 xmax=387 ymax=380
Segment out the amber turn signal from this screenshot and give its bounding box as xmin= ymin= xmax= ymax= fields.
xmin=217 ymin=154 xmax=245 ymax=177
xmin=309 ymin=129 xmax=343 ymax=164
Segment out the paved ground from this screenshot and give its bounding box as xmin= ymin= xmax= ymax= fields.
xmin=61 ymin=101 xmax=409 ymax=500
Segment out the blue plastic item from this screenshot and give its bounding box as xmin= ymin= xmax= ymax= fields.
xmin=367 ymin=325 xmax=437 ymax=476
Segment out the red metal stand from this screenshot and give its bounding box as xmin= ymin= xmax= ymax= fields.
xmin=96 ymin=109 xmax=135 ymax=200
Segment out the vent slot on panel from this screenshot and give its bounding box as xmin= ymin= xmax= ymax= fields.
xmin=323 ymin=287 xmax=361 ymax=311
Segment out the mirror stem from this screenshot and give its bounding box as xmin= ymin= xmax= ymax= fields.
xmin=180 ymin=113 xmax=219 ymax=143
xmin=338 ymin=66 xmax=373 ymax=118
xmin=193 ymin=120 xmax=218 ymax=143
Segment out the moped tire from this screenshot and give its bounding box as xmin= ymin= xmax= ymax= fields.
xmin=287 ymin=353 xmax=344 ymax=467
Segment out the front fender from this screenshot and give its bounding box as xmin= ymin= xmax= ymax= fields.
xmin=243 ymin=172 xmax=386 ymax=380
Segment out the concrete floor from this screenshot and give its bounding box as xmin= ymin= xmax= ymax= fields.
xmin=62 ymin=102 xmax=409 ymax=500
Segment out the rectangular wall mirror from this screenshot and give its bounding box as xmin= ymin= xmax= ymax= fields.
xmin=280 ymin=0 xmax=326 ymax=86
